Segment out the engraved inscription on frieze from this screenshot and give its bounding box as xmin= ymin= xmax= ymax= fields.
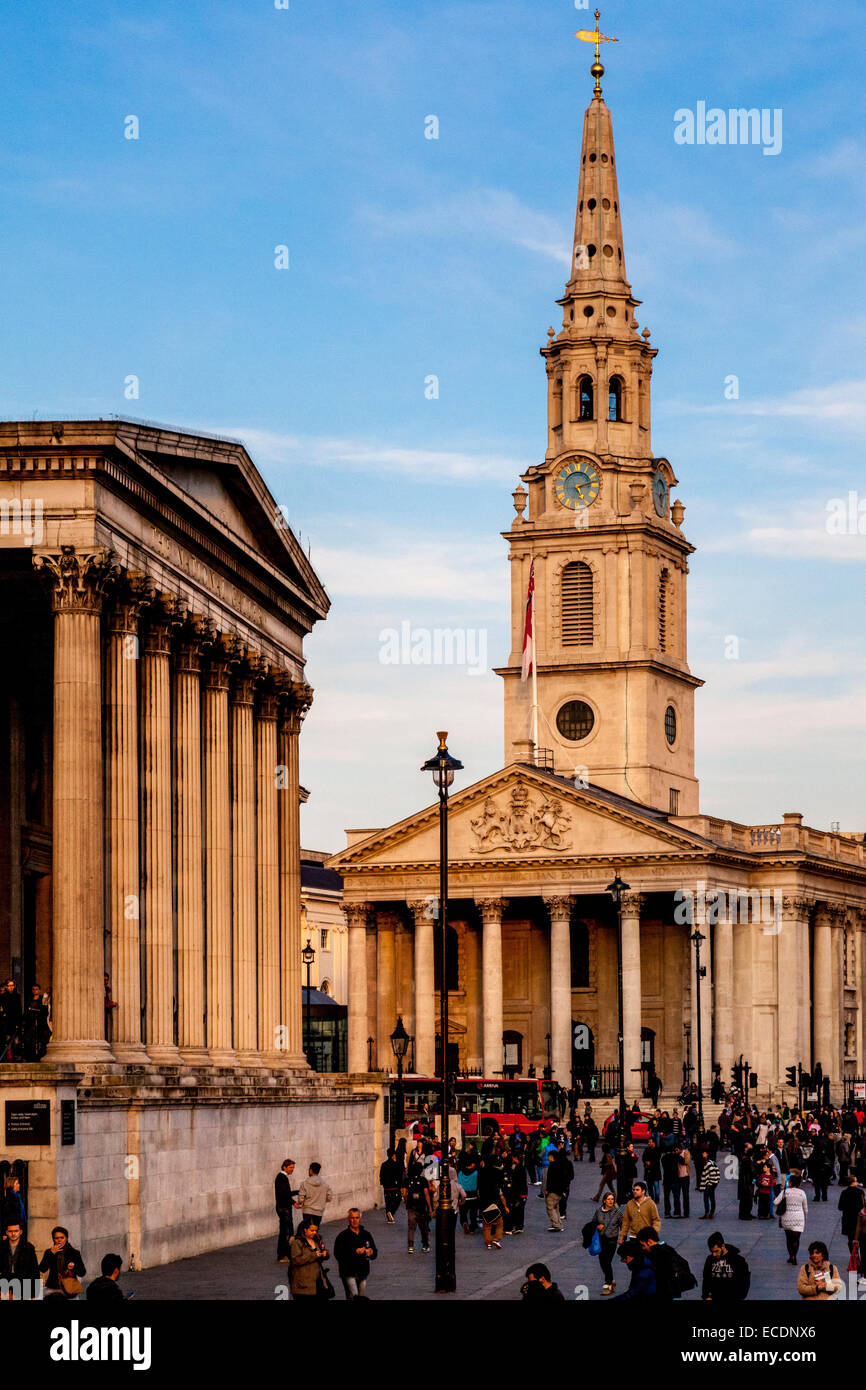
xmin=470 ymin=783 xmax=572 ymax=854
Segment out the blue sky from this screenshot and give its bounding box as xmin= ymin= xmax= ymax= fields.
xmin=3 ymin=0 xmax=864 ymax=846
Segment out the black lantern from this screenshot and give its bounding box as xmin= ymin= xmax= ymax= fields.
xmin=302 ymin=937 xmax=316 ymax=1067
xmin=390 ymin=1016 xmax=409 ymax=1138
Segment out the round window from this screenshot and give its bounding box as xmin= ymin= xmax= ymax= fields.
xmin=664 ymin=705 xmax=677 ymax=746
xmin=557 ymin=700 xmax=595 ymax=742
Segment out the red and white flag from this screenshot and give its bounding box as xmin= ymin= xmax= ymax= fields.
xmin=521 ymin=558 xmax=535 ymax=682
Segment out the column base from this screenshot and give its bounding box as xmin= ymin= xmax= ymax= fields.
xmin=234 ymin=1050 xmax=268 ymax=1069
xmin=178 ymin=1047 xmax=211 ymax=1068
xmin=146 ymin=1045 xmax=184 ymax=1066
xmin=45 ymin=1038 xmax=115 ymax=1065
xmin=112 ymin=1042 xmax=152 ymax=1067
xmin=207 ymin=1048 xmax=238 ymax=1067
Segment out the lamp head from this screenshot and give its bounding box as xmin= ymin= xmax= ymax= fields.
xmin=420 ymin=730 xmax=463 ymax=790
xmin=301 ymin=937 xmax=316 ymax=968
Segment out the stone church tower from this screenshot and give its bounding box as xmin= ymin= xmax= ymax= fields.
xmin=499 ymin=72 xmax=702 ymax=817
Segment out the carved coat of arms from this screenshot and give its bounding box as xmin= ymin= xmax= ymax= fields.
xmin=470 ymin=783 xmax=572 ymax=854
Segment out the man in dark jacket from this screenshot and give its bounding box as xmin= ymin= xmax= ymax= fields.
xmin=86 ymin=1253 xmax=125 ymax=1301
xmin=545 ymin=1148 xmax=571 ymax=1232
xmin=661 ymin=1145 xmax=681 ymax=1217
xmin=521 ymin=1262 xmax=566 ymax=1301
xmin=0 ymin=1221 xmax=40 ymax=1292
xmin=378 ymin=1150 xmax=403 ymax=1223
xmin=555 ymin=1143 xmax=575 ymax=1221
xmin=275 ymin=1158 xmax=296 ymax=1262
xmin=0 ymin=979 xmax=22 ymax=1060
xmin=637 ymin=1228 xmax=695 ymax=1299
xmin=333 ymin=1208 xmax=377 ymax=1299
xmin=701 ymin=1232 xmax=751 ymax=1301
xmin=504 ymin=1151 xmax=528 ymax=1233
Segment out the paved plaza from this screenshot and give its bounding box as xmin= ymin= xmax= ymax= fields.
xmin=121 ymin=1152 xmax=853 ymax=1302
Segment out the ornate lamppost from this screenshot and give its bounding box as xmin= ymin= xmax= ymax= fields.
xmin=302 ymin=937 xmax=316 ymax=1068
xmin=420 ymin=730 xmax=463 ymax=1294
xmin=606 ymin=871 xmax=630 ymax=1204
xmin=390 ymin=1015 xmax=409 ymax=1144
xmin=690 ymin=928 xmax=706 ymax=1131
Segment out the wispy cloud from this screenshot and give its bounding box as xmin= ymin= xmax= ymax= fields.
xmin=227 ymin=426 xmax=532 ymax=483
xmin=669 ymin=379 xmax=866 ymax=437
xmin=313 ymin=536 xmax=503 ymax=603
xmin=359 ymin=187 xmax=572 ymax=266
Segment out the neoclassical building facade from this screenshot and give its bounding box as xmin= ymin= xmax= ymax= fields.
xmin=331 ymin=73 xmax=866 ymax=1104
xmin=0 ymin=419 xmax=380 ymax=1264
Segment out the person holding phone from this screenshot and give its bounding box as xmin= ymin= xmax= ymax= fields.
xmin=797 ymin=1241 xmax=843 ymax=1299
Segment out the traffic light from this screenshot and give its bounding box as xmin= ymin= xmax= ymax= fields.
xmin=731 ymin=1062 xmax=742 ymax=1088
xmin=800 ymin=1071 xmax=811 ymax=1091
xmin=749 ymin=1072 xmax=758 ymax=1090
xmin=785 ymin=1065 xmax=797 ymax=1087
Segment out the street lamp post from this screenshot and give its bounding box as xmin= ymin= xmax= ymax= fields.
xmin=544 ymin=1032 xmax=552 ymax=1081
xmin=390 ymin=1016 xmax=409 ymax=1146
xmin=606 ymin=871 xmax=631 ymax=1205
xmin=421 ymin=730 xmax=463 ymax=1295
xmin=690 ymin=928 xmax=706 ymax=1132
xmin=301 ymin=937 xmax=316 ymax=1068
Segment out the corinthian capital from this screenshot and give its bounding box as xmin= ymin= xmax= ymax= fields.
xmin=278 ymin=677 xmax=314 ymax=733
xmin=543 ymin=894 xmax=573 ymax=922
xmin=621 ymin=891 xmax=645 ymax=917
xmin=343 ymin=902 xmax=371 ymax=930
xmin=33 ymin=544 xmax=117 ymax=614
xmin=781 ymin=894 xmax=814 ymax=920
xmin=476 ymin=897 xmax=503 ymax=926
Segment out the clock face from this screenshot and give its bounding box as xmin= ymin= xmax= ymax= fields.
xmin=554 ymin=459 xmax=601 ymax=511
xmin=652 ymin=468 xmax=670 ymax=518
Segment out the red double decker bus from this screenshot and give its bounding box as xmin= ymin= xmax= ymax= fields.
xmin=397 ymin=1075 xmax=560 ymax=1137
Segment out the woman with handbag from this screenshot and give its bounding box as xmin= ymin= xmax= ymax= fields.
xmin=38 ymin=1225 xmax=86 ymax=1298
xmin=774 ymin=1172 xmax=808 ymax=1265
xmin=837 ymin=1173 xmax=865 ymax=1253
xmin=288 ymin=1220 xmax=330 ymax=1300
xmin=592 ymin=1191 xmax=622 ymax=1296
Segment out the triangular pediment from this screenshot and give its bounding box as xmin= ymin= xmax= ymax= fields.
xmin=330 ymin=763 xmax=714 ymax=872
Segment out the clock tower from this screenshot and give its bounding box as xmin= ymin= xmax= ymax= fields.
xmin=498 ymin=55 xmax=702 ymax=817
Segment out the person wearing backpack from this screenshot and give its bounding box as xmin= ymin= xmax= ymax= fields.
xmin=637 ymin=1227 xmax=696 ymax=1299
xmin=701 ymin=1231 xmax=751 ymax=1301
xmin=402 ymin=1165 xmax=433 ymax=1254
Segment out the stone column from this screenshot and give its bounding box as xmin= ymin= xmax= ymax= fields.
xmin=175 ymin=617 xmax=213 ymax=1065
xmin=346 ymin=902 xmax=371 ymax=1073
xmin=478 ymin=898 xmax=503 ymax=1077
xmin=376 ymin=909 xmax=398 ymax=1070
xmin=620 ymin=892 xmax=643 ymax=1103
xmin=778 ymin=896 xmax=812 ymax=1088
xmin=410 ymin=900 xmax=435 ymax=1076
xmin=141 ymin=595 xmax=183 ymax=1065
xmin=732 ymin=906 xmax=754 ymax=1071
xmin=544 ymin=894 xmax=573 ymax=1085
xmin=105 ymin=572 xmax=152 ymax=1064
xmin=203 ymin=634 xmax=240 ymax=1064
xmin=712 ymin=897 xmax=735 ymax=1086
xmin=232 ymin=656 xmax=260 ymax=1063
xmin=813 ymin=904 xmax=840 ymax=1077
xmin=256 ymin=678 xmax=281 ymax=1058
xmin=278 ymin=681 xmax=312 ymax=1066
xmin=34 ymin=546 xmax=115 ymax=1062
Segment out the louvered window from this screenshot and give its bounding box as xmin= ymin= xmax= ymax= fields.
xmin=562 ymin=561 xmax=593 ymax=646
xmin=659 ymin=568 xmax=671 ymax=652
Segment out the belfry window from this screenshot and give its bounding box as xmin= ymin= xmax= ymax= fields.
xmin=562 ymin=561 xmax=594 ymax=646
xmin=578 ymin=375 xmax=594 ymax=420
xmin=608 ymin=375 xmax=623 ymax=422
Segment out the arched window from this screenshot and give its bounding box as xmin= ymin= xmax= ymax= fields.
xmin=562 ymin=561 xmax=594 ymax=646
xmin=434 ymin=923 xmax=459 ymax=992
xmin=570 ymin=921 xmax=590 ymax=988
xmin=608 ymin=375 xmax=624 ymax=422
xmin=659 ymin=568 xmax=672 ymax=653
xmin=578 ymin=375 xmax=594 ymax=420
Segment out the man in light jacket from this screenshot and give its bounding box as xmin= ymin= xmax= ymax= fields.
xmin=297 ymin=1162 xmax=333 ymax=1225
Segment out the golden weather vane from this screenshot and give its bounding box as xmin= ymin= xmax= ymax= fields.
xmin=576 ymin=8 xmax=619 ymax=98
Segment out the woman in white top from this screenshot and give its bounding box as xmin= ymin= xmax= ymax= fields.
xmin=775 ymin=1171 xmax=808 ymax=1264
